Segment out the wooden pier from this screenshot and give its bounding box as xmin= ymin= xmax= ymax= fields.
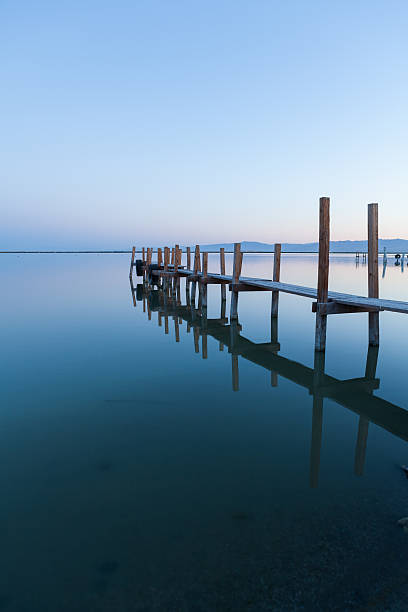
xmin=131 ymin=281 xmax=408 ymax=488
xmin=130 ymin=198 xmax=408 ymax=352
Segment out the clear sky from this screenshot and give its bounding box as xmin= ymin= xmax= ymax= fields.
xmin=1 ymin=0 xmax=408 ymax=249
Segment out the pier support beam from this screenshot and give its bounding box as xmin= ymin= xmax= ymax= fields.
xmin=230 ymin=243 xmax=242 ymax=320
xmin=314 ymin=197 xmax=330 ymax=351
xmin=368 ymin=203 xmax=379 ymax=346
xmin=129 ymin=246 xmax=136 ymax=279
xmin=271 ymin=243 xmax=281 ymax=317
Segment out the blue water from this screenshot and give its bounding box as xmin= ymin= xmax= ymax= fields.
xmin=2 ymin=253 xmax=408 ymax=611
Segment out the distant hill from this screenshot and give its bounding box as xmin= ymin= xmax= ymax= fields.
xmin=194 ymin=239 xmax=408 ymax=253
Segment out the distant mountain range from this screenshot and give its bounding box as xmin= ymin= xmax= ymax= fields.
xmin=194 ymin=240 xmax=408 ymax=253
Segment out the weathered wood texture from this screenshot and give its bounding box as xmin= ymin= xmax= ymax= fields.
xmin=230 ymin=243 xmax=242 ymax=320
xmin=187 ymin=246 xmax=191 ymax=270
xmin=271 ymin=243 xmax=281 ymax=317
xmin=368 ymin=203 xmax=379 ymax=346
xmin=315 ymin=197 xmax=330 ymax=351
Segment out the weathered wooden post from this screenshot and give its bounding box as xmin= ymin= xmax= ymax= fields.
xmin=187 ymin=246 xmax=191 ymax=270
xmin=314 ymin=197 xmax=330 ymax=352
xmin=220 ymin=247 xmax=226 ymax=302
xmin=368 ymin=203 xmax=379 ymax=346
xmin=230 ymin=243 xmax=242 ymax=320
xmin=171 ymin=247 xmax=175 ymax=266
xmin=157 ymin=247 xmax=162 ymax=267
xmin=164 ymin=247 xmax=169 ymax=271
xmin=142 ymin=247 xmax=145 ymax=262
xmin=191 ymin=245 xmax=200 ymax=302
xmin=129 ymin=246 xmax=136 ymax=279
xmin=271 ymin=243 xmax=281 ymax=317
xmin=201 ymin=252 xmax=208 ymax=309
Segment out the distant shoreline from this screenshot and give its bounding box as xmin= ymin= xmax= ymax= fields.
xmin=0 ymin=250 xmax=394 ymax=255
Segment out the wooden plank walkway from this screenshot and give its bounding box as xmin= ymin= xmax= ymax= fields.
xmin=131 ymin=197 xmax=408 ymax=351
xmin=151 ymin=269 xmax=408 ymax=314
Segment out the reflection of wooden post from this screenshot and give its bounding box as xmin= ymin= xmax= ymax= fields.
xmin=354 ymin=417 xmax=369 ymax=476
xmin=271 ymin=243 xmax=281 ymax=317
xmin=230 ymin=243 xmax=242 ymax=320
xmin=158 ymin=312 xmax=162 ymax=326
xmin=270 ymin=315 xmax=279 ymax=386
xmin=230 ymin=321 xmax=239 ymax=391
xmin=187 ymin=246 xmax=191 ymax=270
xmin=310 ymin=351 xmax=325 ymax=488
xmin=315 ymin=197 xmax=330 ymax=352
xmin=130 ymin=277 xmax=136 ymax=307
xmin=368 ymin=203 xmax=379 ymax=346
xmin=165 ymin=315 xmax=169 ymax=334
xmin=354 ymin=344 xmax=378 ymax=476
xmin=202 ymin=334 xmax=208 ymax=359
xmin=201 ymin=252 xmax=208 ymax=309
xmin=193 ymin=327 xmax=200 ymax=352
xmin=174 ymin=317 xmax=180 ymax=342
xmin=129 ymin=246 xmax=136 ymax=279
xmin=232 ymin=355 xmax=239 ymax=391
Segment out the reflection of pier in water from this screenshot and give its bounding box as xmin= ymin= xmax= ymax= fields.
xmin=131 ymin=280 xmax=408 ymax=488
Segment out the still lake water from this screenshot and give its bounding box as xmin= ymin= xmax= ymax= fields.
xmin=2 ymin=253 xmax=408 ymax=611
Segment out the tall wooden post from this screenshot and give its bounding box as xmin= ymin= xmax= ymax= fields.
xmin=230 ymin=243 xmax=242 ymax=320
xmin=187 ymin=246 xmax=191 ymax=270
xmin=271 ymin=243 xmax=281 ymax=317
xmin=142 ymin=247 xmax=145 ymax=262
xmin=201 ymin=252 xmax=208 ymax=309
xmin=129 ymin=246 xmax=136 ymax=279
xmin=368 ymin=203 xmax=379 ymax=346
xmin=164 ymin=247 xmax=169 ymax=271
xmin=171 ymin=247 xmax=175 ymax=266
xmin=191 ymin=245 xmax=200 ymax=303
xmin=157 ymin=247 xmax=162 ymax=267
xmin=220 ymin=247 xmax=226 ymax=302
xmin=314 ymin=197 xmax=330 ymax=352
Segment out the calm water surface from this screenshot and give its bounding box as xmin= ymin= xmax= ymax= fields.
xmin=2 ymin=253 xmax=408 ymax=611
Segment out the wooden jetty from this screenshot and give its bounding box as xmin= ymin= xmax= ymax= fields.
xmin=131 ymin=281 xmax=408 ymax=488
xmin=130 ymin=198 xmax=408 ymax=352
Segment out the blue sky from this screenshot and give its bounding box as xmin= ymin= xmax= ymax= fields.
xmin=1 ymin=0 xmax=407 ymax=248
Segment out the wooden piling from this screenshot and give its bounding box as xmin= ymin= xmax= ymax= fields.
xmin=368 ymin=203 xmax=379 ymax=346
xmin=187 ymin=246 xmax=191 ymax=270
xmin=271 ymin=243 xmax=281 ymax=317
xmin=129 ymin=245 xmax=136 ymax=279
xmin=142 ymin=247 xmax=145 ymax=262
xmin=157 ymin=247 xmax=162 ymax=267
xmin=230 ymin=243 xmax=242 ymax=320
xmin=164 ymin=246 xmax=169 ymax=271
xmin=314 ymin=197 xmax=330 ymax=351
xmin=220 ymin=247 xmax=226 ymax=302
xmin=191 ymin=245 xmax=200 ymax=302
xmin=171 ymin=247 xmax=175 ymax=265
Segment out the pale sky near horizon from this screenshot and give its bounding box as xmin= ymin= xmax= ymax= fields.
xmin=1 ymin=0 xmax=408 ymax=249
